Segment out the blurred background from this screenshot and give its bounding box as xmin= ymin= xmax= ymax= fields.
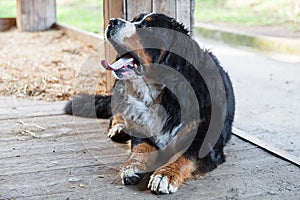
xmin=0 ymin=0 xmax=299 ymax=35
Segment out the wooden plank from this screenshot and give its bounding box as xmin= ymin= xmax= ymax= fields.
xmin=103 ymin=0 xmax=124 ymax=92
xmin=103 ymin=0 xmax=124 ymax=28
xmin=153 ymin=0 xmax=176 ymax=18
xmin=233 ymin=127 xmax=300 ymax=167
xmin=190 ymin=0 xmax=195 ymax=37
xmin=125 ymin=0 xmax=152 ymax=20
xmin=0 ymin=99 xmax=65 ymax=120
xmin=176 ymin=0 xmax=191 ymax=31
xmin=0 ymin=18 xmax=16 ymax=31
xmin=0 ymin=97 xmax=299 ymax=198
xmin=1 ymin=133 xmax=299 ymax=199
xmin=16 ymin=0 xmax=57 ymax=32
xmin=55 ymin=23 xmax=104 ymax=45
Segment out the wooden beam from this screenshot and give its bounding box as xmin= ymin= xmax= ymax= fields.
xmin=125 ymin=0 xmax=152 ymax=20
xmin=176 ymin=0 xmax=191 ymax=31
xmin=233 ymin=127 xmax=300 ymax=167
xmin=153 ymin=0 xmax=176 ymax=18
xmin=190 ymin=0 xmax=195 ymax=37
xmin=16 ymin=0 xmax=56 ymax=32
xmin=103 ymin=0 xmax=124 ymax=92
xmin=0 ymin=18 xmax=16 ymax=31
xmin=103 ymin=0 xmax=124 ymax=30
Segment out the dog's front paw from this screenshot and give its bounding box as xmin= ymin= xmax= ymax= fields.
xmin=107 ymin=123 xmax=130 ymax=143
xmin=147 ymin=156 xmax=195 ymax=194
xmin=108 ymin=123 xmax=124 ymax=138
xmin=120 ymin=159 xmax=146 ymax=185
xmin=147 ymin=173 xmax=178 ymax=194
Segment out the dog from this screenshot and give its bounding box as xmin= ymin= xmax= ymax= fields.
xmin=65 ymin=13 xmax=235 ymax=194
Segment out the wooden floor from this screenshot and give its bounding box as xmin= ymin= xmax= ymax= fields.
xmin=0 ymin=96 xmax=299 ymax=200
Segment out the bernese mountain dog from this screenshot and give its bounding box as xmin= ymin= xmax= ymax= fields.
xmin=65 ymin=13 xmax=235 ymax=194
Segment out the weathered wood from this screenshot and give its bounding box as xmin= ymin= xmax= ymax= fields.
xmin=103 ymin=0 xmax=124 ymax=29
xmin=153 ymin=0 xmax=176 ymax=18
xmin=233 ymin=127 xmax=300 ymax=167
xmin=125 ymin=0 xmax=152 ymax=20
xmin=0 ymin=97 xmax=65 ymax=120
xmin=176 ymin=0 xmax=191 ymax=30
xmin=189 ymin=0 xmax=195 ymax=36
xmin=16 ymin=0 xmax=56 ymax=32
xmin=103 ymin=0 xmax=124 ymax=92
xmin=0 ymin=97 xmax=299 ymax=199
xmin=0 ymin=18 xmax=16 ymax=31
xmin=55 ymin=23 xmax=104 ymax=46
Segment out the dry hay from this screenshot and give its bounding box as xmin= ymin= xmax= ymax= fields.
xmin=0 ymin=28 xmax=109 ymax=101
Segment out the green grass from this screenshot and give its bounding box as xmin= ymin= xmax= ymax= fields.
xmin=56 ymin=0 xmax=103 ymax=33
xmin=0 ymin=1 xmax=16 ymax=17
xmin=194 ymin=0 xmax=300 ymax=31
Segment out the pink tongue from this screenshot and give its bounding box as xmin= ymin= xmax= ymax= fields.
xmin=101 ymin=57 xmax=134 ymax=71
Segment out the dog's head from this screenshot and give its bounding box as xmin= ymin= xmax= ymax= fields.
xmin=101 ymin=13 xmax=189 ymax=80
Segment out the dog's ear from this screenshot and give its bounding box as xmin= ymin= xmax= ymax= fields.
xmin=170 ymin=18 xmax=189 ymax=35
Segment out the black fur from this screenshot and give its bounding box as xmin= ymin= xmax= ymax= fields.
xmin=106 ymin=13 xmax=235 ymax=173
xmin=65 ymin=13 xmax=235 ymax=175
xmin=64 ymin=94 xmax=112 ymax=119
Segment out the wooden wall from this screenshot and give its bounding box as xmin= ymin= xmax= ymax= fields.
xmin=16 ymin=0 xmax=56 ymax=32
xmin=103 ymin=0 xmax=195 ymax=37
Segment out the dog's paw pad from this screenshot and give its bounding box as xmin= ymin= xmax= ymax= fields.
xmin=147 ymin=174 xmax=178 ymax=194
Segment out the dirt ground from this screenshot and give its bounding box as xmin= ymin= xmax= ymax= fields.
xmin=0 ymin=27 xmax=108 ymax=101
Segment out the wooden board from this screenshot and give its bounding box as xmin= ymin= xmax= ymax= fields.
xmin=0 ymin=97 xmax=65 ymax=120
xmin=176 ymin=0 xmax=191 ymax=30
xmin=125 ymin=0 xmax=152 ymax=20
xmin=0 ymin=18 xmax=16 ymax=31
xmin=103 ymin=0 xmax=124 ymax=92
xmin=153 ymin=0 xmax=176 ymax=18
xmin=0 ymin=96 xmax=299 ymax=199
xmin=16 ymin=0 xmax=56 ymax=32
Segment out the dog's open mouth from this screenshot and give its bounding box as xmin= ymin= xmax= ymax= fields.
xmin=101 ymin=54 xmax=143 ymax=79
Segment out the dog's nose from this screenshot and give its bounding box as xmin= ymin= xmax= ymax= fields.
xmin=106 ymin=18 xmax=127 ymax=40
xmin=109 ymin=18 xmax=125 ymax=28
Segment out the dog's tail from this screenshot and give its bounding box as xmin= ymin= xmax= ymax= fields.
xmin=64 ymin=94 xmax=112 ymax=119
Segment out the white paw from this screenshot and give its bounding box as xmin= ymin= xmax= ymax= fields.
xmin=120 ymin=166 xmax=143 ymax=185
xmin=107 ymin=123 xmax=125 ymax=138
xmin=147 ymin=174 xmax=178 ymax=194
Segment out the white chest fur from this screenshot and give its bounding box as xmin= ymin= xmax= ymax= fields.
xmin=122 ymin=78 xmax=180 ymax=149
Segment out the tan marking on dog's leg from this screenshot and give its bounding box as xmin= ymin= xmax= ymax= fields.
xmin=120 ymin=143 xmax=157 ymax=185
xmin=148 ymin=155 xmax=196 ymax=194
xmin=107 ymin=113 xmax=130 ymax=142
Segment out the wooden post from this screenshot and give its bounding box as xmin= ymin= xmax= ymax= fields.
xmin=103 ymin=0 xmax=124 ymax=92
xmin=125 ymin=0 xmax=152 ymax=20
xmin=176 ymin=0 xmax=191 ymax=32
xmin=153 ymin=0 xmax=176 ymax=18
xmin=190 ymin=0 xmax=195 ymax=37
xmin=16 ymin=0 xmax=56 ymax=32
